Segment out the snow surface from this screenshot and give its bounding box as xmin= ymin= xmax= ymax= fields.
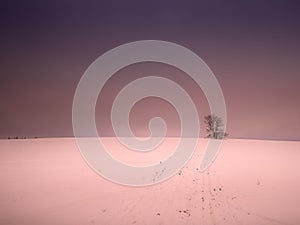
xmin=0 ymin=138 xmax=300 ymax=225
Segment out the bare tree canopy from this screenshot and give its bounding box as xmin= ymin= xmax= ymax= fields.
xmin=204 ymin=114 xmax=228 ymax=139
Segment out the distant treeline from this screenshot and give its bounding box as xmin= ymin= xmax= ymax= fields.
xmin=7 ymin=136 xmax=38 ymax=140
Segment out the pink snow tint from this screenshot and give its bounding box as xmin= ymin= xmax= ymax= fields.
xmin=0 ymin=138 xmax=300 ymax=225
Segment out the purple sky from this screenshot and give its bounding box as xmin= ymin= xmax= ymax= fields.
xmin=1 ymin=0 xmax=299 ymax=140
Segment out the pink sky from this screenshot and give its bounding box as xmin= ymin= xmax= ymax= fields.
xmin=0 ymin=1 xmax=299 ymax=140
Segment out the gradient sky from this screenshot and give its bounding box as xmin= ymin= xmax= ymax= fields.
xmin=1 ymin=0 xmax=299 ymax=140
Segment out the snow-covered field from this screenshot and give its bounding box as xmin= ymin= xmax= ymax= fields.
xmin=1 ymin=138 xmax=300 ymax=225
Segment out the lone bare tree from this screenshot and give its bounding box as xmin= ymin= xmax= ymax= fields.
xmin=204 ymin=114 xmax=228 ymax=139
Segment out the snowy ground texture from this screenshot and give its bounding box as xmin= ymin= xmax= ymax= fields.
xmin=1 ymin=138 xmax=300 ymax=225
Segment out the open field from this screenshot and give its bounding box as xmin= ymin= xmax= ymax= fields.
xmin=1 ymin=138 xmax=299 ymax=225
